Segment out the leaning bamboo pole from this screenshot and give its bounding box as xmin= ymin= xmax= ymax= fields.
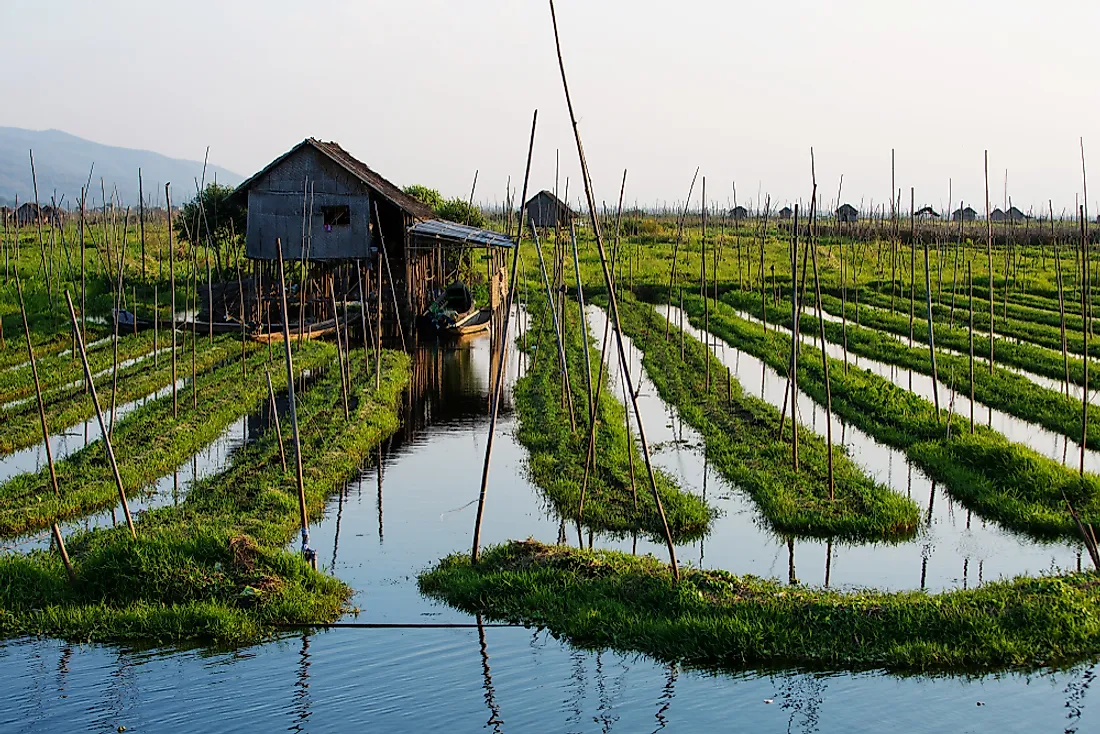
xmin=266 ymin=369 xmax=287 ymax=472
xmin=532 ymin=224 xmax=577 ymax=431
xmin=985 ymin=151 xmax=994 ymax=374
xmin=64 ymin=291 xmax=135 ymax=539
xmin=166 ymin=184 xmax=178 ymax=417
xmin=923 ymin=234 xmax=941 ymax=415
xmin=275 ymin=237 xmax=314 ymax=569
xmin=789 ymin=204 xmax=800 ymax=471
xmin=550 ymin=0 xmax=679 ymax=578
xmin=330 ymin=289 xmax=350 ymax=420
xmin=968 ymin=260 xmax=975 ymax=434
xmin=18 ymin=277 xmax=75 ymax=584
xmin=471 ymin=110 xmax=537 ymax=565
xmin=1081 ymin=206 xmax=1089 ymax=477
xmin=808 ymin=203 xmax=834 ymax=498
xmin=664 ymin=167 xmax=700 ymax=341
xmin=1054 ymin=201 xmax=1070 ymax=397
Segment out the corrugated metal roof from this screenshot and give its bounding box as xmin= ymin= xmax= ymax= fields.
xmin=408 ymin=219 xmax=515 ymax=248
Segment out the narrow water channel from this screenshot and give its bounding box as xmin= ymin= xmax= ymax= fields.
xmin=1 ymin=307 xmax=1097 ymax=733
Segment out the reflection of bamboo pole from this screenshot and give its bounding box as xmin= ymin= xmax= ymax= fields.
xmin=471 ymin=110 xmax=537 ymax=565
xmin=65 ymin=291 xmax=135 ymax=539
xmin=550 ymin=0 xmax=679 ymax=578
xmin=18 ymin=277 xmax=75 ymax=585
xmin=275 ymin=238 xmax=314 ymax=569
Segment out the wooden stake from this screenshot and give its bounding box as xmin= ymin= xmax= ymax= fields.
xmin=330 ymin=289 xmax=350 ymax=420
xmin=790 ymin=204 xmax=800 ymax=471
xmin=167 ymin=184 xmax=177 ymax=417
xmin=64 ymin=291 xmax=135 ymax=539
xmin=985 ymin=151 xmax=994 ymax=374
xmin=18 ymin=277 xmax=76 ymax=584
xmin=923 ymin=234 xmax=941 ymax=415
xmin=472 ymin=109 xmax=537 ymax=565
xmin=550 ymin=0 xmax=679 ymax=578
xmin=275 ymin=238 xmax=314 ymax=569
xmin=266 ymin=369 xmax=287 ymax=472
xmin=968 ymin=260 xmax=975 ymax=434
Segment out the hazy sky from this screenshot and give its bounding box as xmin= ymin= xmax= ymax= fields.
xmin=3 ymin=0 xmax=1099 ymax=215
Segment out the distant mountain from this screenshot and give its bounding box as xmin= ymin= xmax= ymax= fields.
xmin=0 ymin=127 xmax=241 ymax=209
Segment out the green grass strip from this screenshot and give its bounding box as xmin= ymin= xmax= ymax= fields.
xmin=676 ymin=292 xmax=1100 ymax=539
xmin=420 ymin=540 xmax=1100 ymax=671
xmin=720 ymin=289 xmax=1100 ymax=450
xmin=614 ymin=293 xmax=919 ymax=540
xmin=0 ymin=350 xmax=410 ymax=645
xmin=0 ymin=334 xmax=244 ymax=454
xmin=0 ymin=330 xmax=159 ymax=405
xmin=0 ymin=341 xmax=336 ymax=538
xmin=515 ymin=290 xmax=714 ymax=543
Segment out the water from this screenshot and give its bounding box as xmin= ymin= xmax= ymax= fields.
xmin=726 ymin=304 xmax=1100 ymax=472
xmin=1 ymin=306 xmax=1097 ymax=732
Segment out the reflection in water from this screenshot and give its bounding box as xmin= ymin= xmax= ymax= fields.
xmin=477 ymin=615 xmax=505 ymax=733
xmin=652 ymin=664 xmax=677 ymax=733
xmin=291 ymin=636 xmax=312 ymax=733
xmin=778 ymin=670 xmax=827 ymax=734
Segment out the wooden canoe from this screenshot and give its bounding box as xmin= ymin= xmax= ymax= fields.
xmin=250 ymin=316 xmax=342 ymax=344
xmin=447 ymin=307 xmax=492 ymax=337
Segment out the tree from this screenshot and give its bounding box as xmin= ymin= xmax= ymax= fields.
xmin=435 ymin=198 xmax=486 ymax=228
xmin=403 ymin=185 xmax=444 ymax=210
xmin=175 ymin=183 xmax=246 ymax=276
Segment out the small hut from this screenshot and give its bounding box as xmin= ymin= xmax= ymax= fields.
xmin=951 ymin=207 xmax=978 ymax=222
xmin=836 ymin=204 xmax=859 ymax=222
xmin=730 ymin=205 xmax=749 ymax=220
xmin=915 ymin=206 xmax=939 ymax=219
xmin=525 ymin=190 xmax=576 ymax=229
xmin=16 ymin=202 xmax=41 ymax=226
xmin=778 ymin=206 xmax=793 ymax=220
xmin=237 ymin=138 xmax=512 ymax=338
xmin=1006 ymin=206 xmax=1028 ymax=222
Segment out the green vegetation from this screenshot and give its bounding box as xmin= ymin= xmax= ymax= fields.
xmin=420 ymin=540 xmax=1100 ymax=671
xmin=402 ymin=183 xmax=486 ymax=227
xmin=719 ymin=289 xmax=1100 ymax=449
xmin=0 ymin=341 xmax=335 ymax=539
xmin=0 ymin=350 xmax=409 ymax=645
xmin=613 ymin=293 xmax=919 ymax=540
xmin=0 ymin=330 xmax=159 ymax=406
xmin=675 ymin=292 xmax=1100 ymax=539
xmin=0 ymin=334 xmax=244 ymax=454
xmin=514 ymin=291 xmax=715 ymax=543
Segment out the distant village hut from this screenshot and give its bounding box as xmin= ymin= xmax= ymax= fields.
xmin=525 ymin=190 xmax=576 ymax=229
xmin=836 ymin=204 xmax=859 ymax=223
xmin=730 ymin=205 xmax=749 ymax=220
xmin=16 ymin=202 xmax=42 ymax=226
xmin=951 ymin=207 xmax=978 ymax=222
xmin=1006 ymin=206 xmax=1028 ymax=223
xmin=915 ymin=206 xmax=940 ymax=219
xmin=778 ymin=206 xmax=793 ymax=220
xmin=237 ymin=138 xmax=511 ymax=339
xmin=989 ymin=208 xmax=1008 ymax=223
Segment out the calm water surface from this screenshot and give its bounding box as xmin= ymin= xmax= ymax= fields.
xmin=2 ymin=306 xmax=1097 ymax=732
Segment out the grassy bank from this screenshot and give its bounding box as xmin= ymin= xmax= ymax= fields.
xmin=0 ymin=334 xmax=244 ymax=454
xmin=613 ymin=293 xmax=919 ymax=540
xmin=514 ymin=290 xmax=715 ymax=543
xmin=719 ymin=289 xmax=1100 ymax=449
xmin=0 ymin=349 xmax=409 ymax=645
xmin=0 ymin=341 xmax=335 ymax=538
xmin=420 ymin=540 xmax=1100 ymax=671
xmin=674 ymin=292 xmax=1100 ymax=539
xmin=0 ymin=330 xmax=159 ymax=406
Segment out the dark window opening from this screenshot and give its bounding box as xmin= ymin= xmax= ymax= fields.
xmin=321 ymin=205 xmax=351 ymax=228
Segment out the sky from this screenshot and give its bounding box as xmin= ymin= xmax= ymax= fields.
xmin=2 ymin=0 xmax=1099 ymax=216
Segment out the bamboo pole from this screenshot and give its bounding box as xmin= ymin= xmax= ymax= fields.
xmin=550 ymin=0 xmax=679 ymax=577
xmin=759 ymin=196 xmax=771 ymax=333
xmin=790 ymin=204 xmax=800 ymax=471
xmin=702 ymin=176 xmax=710 ymax=392
xmin=1081 ymin=206 xmax=1089 ymax=477
xmin=569 ymin=222 xmax=594 ymax=419
xmin=275 ymin=238 xmax=314 ymax=569
xmin=663 ymin=167 xmax=699 ymax=342
xmin=1054 ymin=201 xmax=1070 ymax=397
xmin=471 ymin=109 xmax=537 ymax=565
xmin=17 ymin=277 xmax=75 ymax=584
xmin=64 ymin=291 xmax=135 ymax=538
xmin=356 ymin=259 xmax=371 ymax=368
xmin=985 ymin=151 xmax=994 ymax=374
xmin=808 ymin=206 xmax=834 ymax=498
xmin=166 ymin=184 xmax=177 ymax=417
xmin=29 ymin=151 xmax=53 ymax=307
xmin=532 ymin=224 xmax=577 ymax=431
xmin=923 ymin=234 xmax=941 ymax=415
xmin=266 ymin=369 xmax=287 ymax=472
xmin=373 ymin=203 xmax=407 ymax=352
xmin=330 ymin=289 xmax=350 ymax=420
xmin=138 ymin=168 xmax=146 ymax=282
xmin=968 ymin=260 xmax=975 ymax=434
